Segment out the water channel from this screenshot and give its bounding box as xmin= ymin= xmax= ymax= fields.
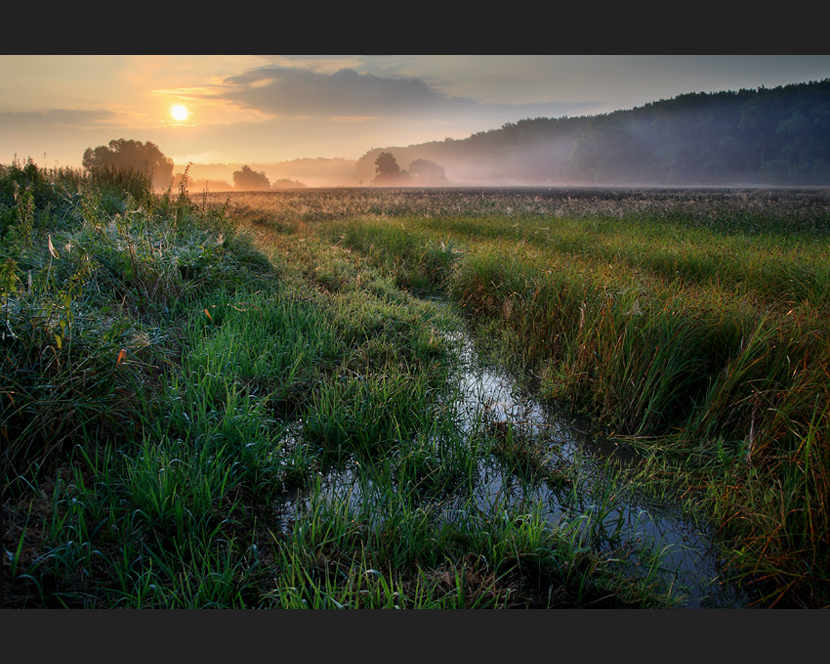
xmin=277 ymin=308 xmax=751 ymax=608
xmin=447 ymin=327 xmax=750 ymax=608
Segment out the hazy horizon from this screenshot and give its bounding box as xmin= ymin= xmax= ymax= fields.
xmin=3 ymin=55 xmax=830 ymax=186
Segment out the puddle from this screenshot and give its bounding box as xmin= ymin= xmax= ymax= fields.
xmin=277 ymin=313 xmax=750 ymax=608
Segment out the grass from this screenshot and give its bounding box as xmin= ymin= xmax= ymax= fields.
xmin=4 ymin=174 xmax=829 ymax=608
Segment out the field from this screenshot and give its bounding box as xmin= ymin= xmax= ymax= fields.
xmin=3 ymin=164 xmax=830 ymax=608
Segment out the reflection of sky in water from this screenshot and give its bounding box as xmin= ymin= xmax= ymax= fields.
xmin=278 ymin=323 xmax=750 ymax=608
xmin=447 ymin=330 xmax=747 ymax=608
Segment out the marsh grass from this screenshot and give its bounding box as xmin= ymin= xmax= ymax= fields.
xmin=253 ymin=186 xmax=829 ymax=607
xmin=6 ymin=180 xmax=828 ymax=608
xmin=269 ymin=460 xmax=678 ymax=608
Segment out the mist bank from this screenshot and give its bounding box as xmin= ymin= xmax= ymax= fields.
xmin=177 ymin=157 xmax=361 ymax=191
xmin=180 ymin=78 xmax=830 ymax=190
xmin=355 ymin=79 xmax=830 ymax=188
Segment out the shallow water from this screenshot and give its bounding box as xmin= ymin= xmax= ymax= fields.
xmin=278 ymin=314 xmax=750 ymax=608
xmin=444 ymin=327 xmax=749 ymax=608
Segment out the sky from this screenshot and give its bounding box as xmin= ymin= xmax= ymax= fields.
xmin=3 ymin=55 xmax=830 ymax=171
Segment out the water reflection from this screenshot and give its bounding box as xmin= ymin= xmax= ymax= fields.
xmin=445 ymin=327 xmax=746 ymax=608
xmin=277 ymin=319 xmax=749 ymax=608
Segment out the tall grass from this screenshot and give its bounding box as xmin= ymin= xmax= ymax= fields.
xmin=287 ymin=189 xmax=830 ymax=607
xmin=7 ymin=181 xmax=828 ymax=608
xmin=3 ymin=163 xmax=292 ymax=605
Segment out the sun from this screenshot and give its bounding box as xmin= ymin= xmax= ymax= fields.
xmin=171 ymin=104 xmax=189 ymax=122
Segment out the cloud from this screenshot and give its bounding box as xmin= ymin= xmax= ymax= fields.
xmin=0 ymin=108 xmax=122 ymax=129
xmin=0 ymin=108 xmax=152 ymax=167
xmin=214 ymin=66 xmax=471 ymax=119
xmin=210 ymin=65 xmax=599 ymax=123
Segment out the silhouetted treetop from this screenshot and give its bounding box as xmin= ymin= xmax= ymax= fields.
xmin=82 ymin=139 xmax=174 ymax=189
xmin=375 ymin=152 xmax=400 ymax=176
xmin=373 ymin=152 xmax=410 ymax=185
xmin=408 ymin=159 xmax=448 ymax=184
xmin=233 ymin=165 xmax=271 ymax=191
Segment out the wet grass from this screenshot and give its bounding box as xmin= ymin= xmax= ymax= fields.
xmin=279 ymin=187 xmax=829 ymax=608
xmin=5 ymin=176 xmax=829 ymax=608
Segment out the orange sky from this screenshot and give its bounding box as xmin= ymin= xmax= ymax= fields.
xmin=3 ymin=55 xmax=829 ymax=171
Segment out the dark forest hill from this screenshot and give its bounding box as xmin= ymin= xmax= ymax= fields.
xmin=355 ymin=78 xmax=830 ymax=186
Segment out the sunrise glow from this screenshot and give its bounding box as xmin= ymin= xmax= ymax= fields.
xmin=171 ymin=104 xmax=189 ymax=122
xmin=3 ymin=56 xmax=829 ymax=177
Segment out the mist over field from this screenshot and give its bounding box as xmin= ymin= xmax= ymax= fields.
xmin=176 ymin=79 xmax=830 ymax=191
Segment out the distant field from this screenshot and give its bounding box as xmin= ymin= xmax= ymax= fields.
xmin=4 ymin=170 xmax=829 ymax=608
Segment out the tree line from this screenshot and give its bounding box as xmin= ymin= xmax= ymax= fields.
xmin=357 ymin=78 xmax=830 ymax=186
xmin=372 ymin=153 xmax=448 ymax=185
xmin=81 ymin=141 xmax=304 ymax=191
xmin=564 ymin=78 xmax=830 ymax=185
xmin=80 ymin=78 xmax=830 ymax=189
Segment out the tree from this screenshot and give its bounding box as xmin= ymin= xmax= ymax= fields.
xmin=408 ymin=159 xmax=448 ymax=184
xmin=375 ymin=152 xmax=400 ymax=177
xmin=372 ymin=151 xmax=410 ymax=185
xmin=271 ymin=178 xmax=306 ymax=189
xmin=82 ymin=139 xmax=174 ymax=189
xmin=233 ymin=165 xmax=271 ymax=191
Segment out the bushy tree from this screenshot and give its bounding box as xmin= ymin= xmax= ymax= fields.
xmin=233 ymin=165 xmax=271 ymax=191
xmin=409 ymin=159 xmax=448 ymax=184
xmin=373 ymin=152 xmax=410 ymax=185
xmin=82 ymin=139 xmax=174 ymax=189
xmin=375 ymin=152 xmax=400 ymax=177
xmin=272 ymin=178 xmax=306 ymax=189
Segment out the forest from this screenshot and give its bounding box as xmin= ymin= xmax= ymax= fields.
xmin=354 ymin=79 xmax=830 ymax=186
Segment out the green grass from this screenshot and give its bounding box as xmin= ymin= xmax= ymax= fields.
xmin=296 ymin=189 xmax=830 ymax=607
xmin=5 ymin=177 xmax=829 ymax=608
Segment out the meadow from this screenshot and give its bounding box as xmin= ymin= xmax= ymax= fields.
xmin=3 ymin=164 xmax=829 ymax=608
